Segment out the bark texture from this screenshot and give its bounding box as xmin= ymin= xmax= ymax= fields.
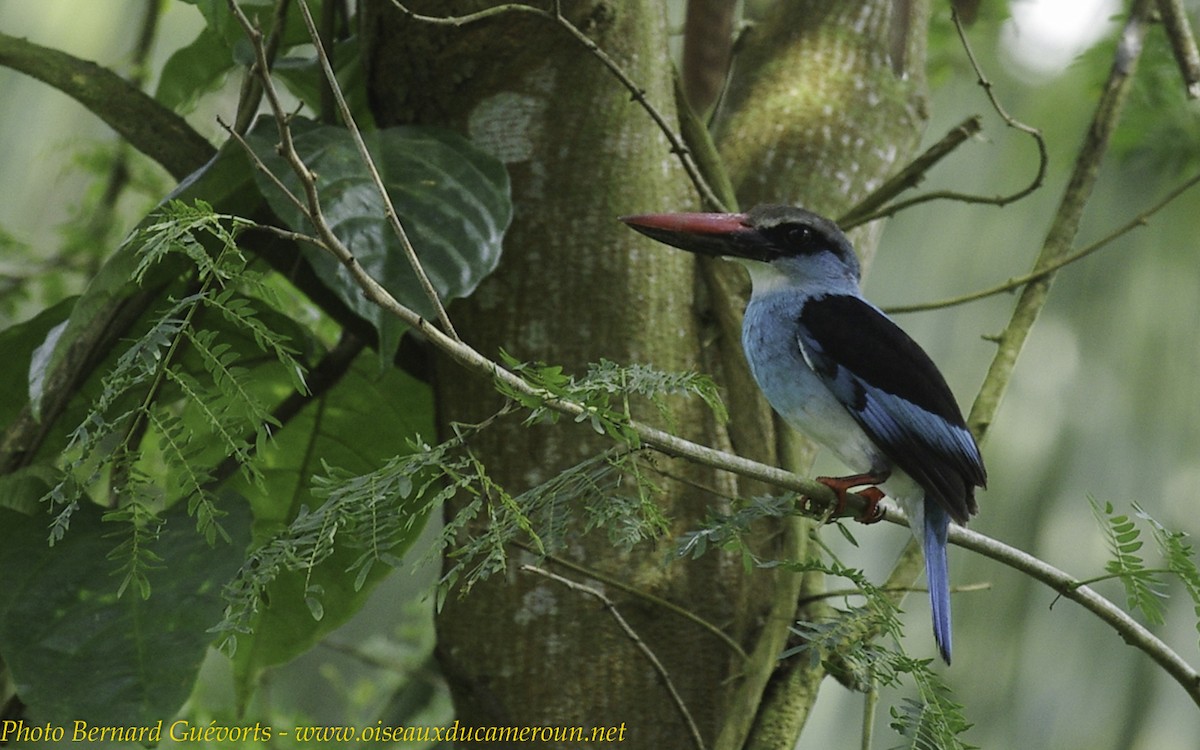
xmin=361 ymin=0 xmax=930 ymax=747
xmin=712 ymin=2 xmax=931 ymax=746
xmin=362 ymin=2 xmax=780 ymax=746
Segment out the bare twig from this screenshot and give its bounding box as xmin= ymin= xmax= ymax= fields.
xmin=796 ymin=581 xmax=992 ymax=607
xmin=388 ymin=0 xmax=728 ymax=210
xmin=946 ymin=7 xmax=1047 ymax=208
xmin=219 ymin=118 xmax=310 ymax=217
xmin=521 ymin=564 xmax=707 ymax=750
xmin=967 ymin=0 xmax=1154 ymax=440
xmin=1157 ymin=0 xmax=1200 ymax=99
xmin=295 ymin=0 xmax=459 ymax=339
xmin=232 ymin=0 xmax=293 ymax=135
xmin=838 ymin=7 xmax=1049 ymax=228
xmin=515 ymin=542 xmax=750 ymax=663
xmin=837 ymin=116 xmax=983 ymax=229
xmin=944 ymin=517 xmax=1200 ymax=708
xmin=885 ymin=168 xmax=1200 ymax=314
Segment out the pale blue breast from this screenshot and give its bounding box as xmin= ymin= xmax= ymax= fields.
xmin=741 ymin=291 xmax=885 ymax=474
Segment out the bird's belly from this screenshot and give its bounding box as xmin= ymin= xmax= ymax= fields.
xmin=742 ymin=301 xmax=885 ymax=474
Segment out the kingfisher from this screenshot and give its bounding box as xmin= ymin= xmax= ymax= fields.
xmin=621 ymin=205 xmax=986 ymax=664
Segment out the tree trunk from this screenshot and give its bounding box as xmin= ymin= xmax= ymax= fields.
xmin=362 ymin=2 xmax=780 ymax=747
xmin=361 ymin=0 xmax=929 ymax=747
xmin=713 ymin=2 xmax=931 ymax=746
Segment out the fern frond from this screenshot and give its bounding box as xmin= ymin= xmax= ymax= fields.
xmin=43 ymin=200 xmax=305 ymax=588
xmin=102 ymin=495 xmax=166 ymax=600
xmin=496 ymin=353 xmax=728 ymax=447
xmin=1090 ymin=498 xmax=1167 ymax=625
xmin=1136 ymin=504 xmax=1200 ymax=648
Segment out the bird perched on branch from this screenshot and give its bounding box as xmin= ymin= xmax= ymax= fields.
xmin=621 ymin=204 xmax=986 ymax=664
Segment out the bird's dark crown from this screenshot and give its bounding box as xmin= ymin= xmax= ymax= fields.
xmin=744 ymin=205 xmax=859 ymax=274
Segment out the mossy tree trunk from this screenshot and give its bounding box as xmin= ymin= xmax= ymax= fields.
xmin=714 ymin=3 xmax=931 ymax=745
xmin=361 ymin=0 xmax=929 ymax=747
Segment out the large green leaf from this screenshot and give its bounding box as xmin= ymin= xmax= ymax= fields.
xmin=273 ymin=36 xmax=375 ymax=128
xmin=247 ymin=120 xmax=512 ymax=361
xmin=227 ymin=348 xmax=434 ymax=701
xmin=0 ymin=499 xmax=252 ymax=727
xmin=161 ymin=0 xmax=323 ymax=112
xmin=155 ymin=25 xmax=235 ymax=113
xmin=0 ymin=296 xmax=74 ymax=432
xmin=0 ymin=298 xmax=69 ymax=513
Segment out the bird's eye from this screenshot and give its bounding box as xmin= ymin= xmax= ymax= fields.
xmin=785 ymin=226 xmax=813 ymax=247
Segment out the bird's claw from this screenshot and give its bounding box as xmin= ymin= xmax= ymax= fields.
xmin=852 ymin=486 xmax=886 ymax=524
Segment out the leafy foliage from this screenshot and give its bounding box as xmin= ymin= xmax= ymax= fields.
xmin=40 ymin=201 xmax=307 ymax=595
xmin=0 ymin=500 xmax=252 ymax=728
xmin=675 ymin=493 xmax=799 ymax=560
xmin=1090 ymin=498 xmax=1200 ymax=645
xmin=1089 ymin=498 xmax=1168 ymax=625
xmin=497 ymin=352 xmax=727 ymax=444
xmin=246 ymin=119 xmax=513 ymax=362
xmin=676 ymin=490 xmax=976 ymax=748
xmin=1140 ymin=508 xmax=1200 ymax=648
xmin=783 ymin=557 xmax=975 ymax=750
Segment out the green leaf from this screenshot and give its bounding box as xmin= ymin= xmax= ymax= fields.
xmin=1089 ymin=497 xmax=1166 ymax=625
xmin=154 ymin=26 xmax=235 ymax=113
xmin=0 ymin=465 xmax=57 ymax=515
xmin=246 ymin=119 xmax=512 ymax=361
xmin=167 ymin=0 xmax=327 ymax=112
xmin=225 ymin=349 xmax=434 ymax=703
xmin=0 ymin=295 xmax=75 ymax=429
xmin=181 ymin=0 xmax=281 ymax=54
xmin=0 ymin=498 xmax=252 ymax=727
xmin=273 ymin=36 xmax=375 ymax=127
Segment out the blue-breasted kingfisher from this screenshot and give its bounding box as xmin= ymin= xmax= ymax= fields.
xmin=622 ymin=205 xmax=987 ymax=663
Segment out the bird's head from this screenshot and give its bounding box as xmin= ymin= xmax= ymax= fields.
xmin=620 ymin=204 xmax=861 ymax=293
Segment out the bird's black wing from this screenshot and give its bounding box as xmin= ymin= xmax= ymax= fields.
xmin=796 ymin=294 xmax=986 ymax=522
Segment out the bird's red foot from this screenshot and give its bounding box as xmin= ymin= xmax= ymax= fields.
xmin=852 ymin=486 xmax=886 ymax=524
xmin=813 ymin=473 xmax=889 ymax=524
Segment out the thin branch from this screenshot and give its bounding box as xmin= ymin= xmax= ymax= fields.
xmin=944 ymin=515 xmax=1200 ymax=707
xmin=515 ymin=542 xmax=750 ymax=663
xmin=220 ymin=118 xmax=311 ymax=219
xmin=521 ymin=564 xmax=707 ymax=750
xmin=294 ymin=0 xmax=460 ymax=340
xmin=838 ymin=7 xmax=1049 ymax=228
xmin=388 ymin=0 xmax=728 ymax=211
xmin=796 ymin=581 xmax=992 ymax=607
xmin=945 ymin=6 xmax=1047 ymax=208
xmin=885 ymin=168 xmax=1200 ymax=314
xmin=843 ymin=500 xmax=1200 ymax=707
xmin=967 ymin=0 xmax=1153 ymax=440
xmin=232 ymin=0 xmax=293 ymax=135
xmin=1157 ymin=0 xmax=1200 ymax=99
xmin=838 ymin=115 xmax=983 ymax=229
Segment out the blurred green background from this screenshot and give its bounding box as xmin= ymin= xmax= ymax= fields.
xmin=2 ymin=1 xmax=1198 ymax=748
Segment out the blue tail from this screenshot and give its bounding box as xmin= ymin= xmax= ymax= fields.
xmin=924 ymin=501 xmax=953 ymax=664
